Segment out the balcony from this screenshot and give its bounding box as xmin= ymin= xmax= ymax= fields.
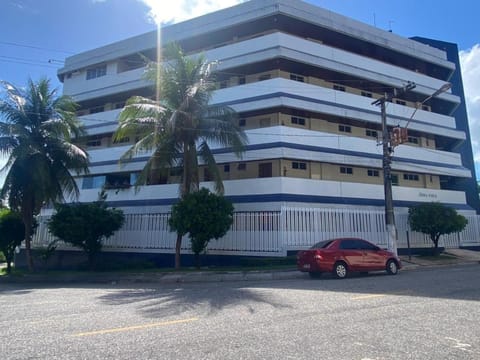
xmin=212 ymin=78 xmax=464 ymax=140
xmin=205 ymin=32 xmax=459 ymax=104
xmin=76 ymin=177 xmax=467 ymax=208
xmin=78 ymin=108 xmax=121 ymax=135
xmin=63 ymin=67 xmax=150 ymax=102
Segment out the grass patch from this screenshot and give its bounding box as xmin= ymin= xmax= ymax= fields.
xmin=418 ymin=253 xmax=458 ymax=261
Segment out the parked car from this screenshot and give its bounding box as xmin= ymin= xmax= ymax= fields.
xmin=297 ymin=238 xmax=402 ymax=279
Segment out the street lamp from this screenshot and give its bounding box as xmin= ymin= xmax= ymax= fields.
xmin=372 ymin=82 xmax=452 ymax=255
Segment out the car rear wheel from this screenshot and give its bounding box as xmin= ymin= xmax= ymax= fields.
xmin=308 ymin=272 xmax=322 ymax=279
xmin=333 ymin=262 xmax=348 ymax=279
xmin=386 ymin=259 xmax=398 ymax=275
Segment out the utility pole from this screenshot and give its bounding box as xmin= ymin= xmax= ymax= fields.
xmin=373 ymin=82 xmax=416 ymax=255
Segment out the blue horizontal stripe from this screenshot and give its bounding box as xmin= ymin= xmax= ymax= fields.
xmin=215 ymin=91 xmax=461 ymax=133
xmin=89 ymin=141 xmax=467 ymax=172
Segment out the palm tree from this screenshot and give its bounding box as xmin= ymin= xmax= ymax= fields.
xmin=0 ymin=78 xmax=89 ymax=271
xmin=114 ymin=43 xmax=247 ymax=269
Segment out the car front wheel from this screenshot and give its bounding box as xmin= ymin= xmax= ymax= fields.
xmin=333 ymin=262 xmax=348 ymax=279
xmin=386 ymin=259 xmax=398 ymax=275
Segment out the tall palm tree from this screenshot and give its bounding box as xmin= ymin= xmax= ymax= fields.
xmin=114 ymin=43 xmax=247 ymax=269
xmin=0 ymin=78 xmax=89 ymax=271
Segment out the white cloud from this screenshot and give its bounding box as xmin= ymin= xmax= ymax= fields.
xmin=137 ymin=0 xmax=246 ymax=25
xmin=460 ymin=45 xmax=480 ymax=170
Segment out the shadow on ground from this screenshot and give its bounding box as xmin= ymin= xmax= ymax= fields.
xmin=97 ymin=283 xmax=293 ymax=318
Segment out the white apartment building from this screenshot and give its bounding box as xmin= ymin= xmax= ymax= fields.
xmin=56 ymin=0 xmax=477 ymax=220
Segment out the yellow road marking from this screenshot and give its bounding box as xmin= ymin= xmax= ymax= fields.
xmin=351 ymin=294 xmax=387 ymax=300
xmin=351 ymin=290 xmax=413 ymax=300
xmin=73 ymin=317 xmax=199 ymax=337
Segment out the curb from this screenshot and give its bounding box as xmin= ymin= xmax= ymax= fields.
xmin=0 ymin=269 xmax=303 ymax=285
xmin=1 ymin=262 xmax=478 ymax=285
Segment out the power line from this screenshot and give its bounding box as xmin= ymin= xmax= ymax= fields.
xmin=0 ymin=40 xmax=74 ymax=55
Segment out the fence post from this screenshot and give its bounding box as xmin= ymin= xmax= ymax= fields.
xmin=406 ymin=230 xmax=411 ymax=261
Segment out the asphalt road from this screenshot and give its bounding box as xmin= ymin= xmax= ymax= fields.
xmin=1 ymin=265 xmax=479 ymax=360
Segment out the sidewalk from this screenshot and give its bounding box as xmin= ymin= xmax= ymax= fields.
xmin=1 ymin=250 xmax=478 ymax=285
xmin=400 ymin=248 xmax=480 ymax=269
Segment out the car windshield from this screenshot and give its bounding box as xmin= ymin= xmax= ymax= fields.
xmin=310 ymin=240 xmax=334 ymax=249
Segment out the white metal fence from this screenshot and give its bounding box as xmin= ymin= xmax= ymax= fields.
xmin=32 ymin=207 xmax=480 ymax=256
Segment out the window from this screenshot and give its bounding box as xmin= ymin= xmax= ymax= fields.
xmin=237 ymin=163 xmax=246 ymax=171
xmin=333 ymin=84 xmax=346 ymax=92
xmin=204 ymin=168 xmax=211 ymax=181
xmin=114 ymin=102 xmax=125 ymax=109
xmin=391 ymin=174 xmax=399 ymax=186
xmin=130 ymin=173 xmax=138 ymax=186
xmin=403 ymin=173 xmax=419 ymax=181
xmin=291 ymin=116 xmax=306 ymax=126
xmin=292 ymin=162 xmax=307 ymax=170
xmin=339 ymin=239 xmax=358 ymax=250
xmin=86 ymin=64 xmax=107 ymax=80
xmin=89 ymin=106 xmax=104 ymax=114
xmin=224 ymin=164 xmax=230 ymax=173
xmin=86 ymin=136 xmax=102 ymax=147
xmin=407 ymin=136 xmax=419 ymax=144
xmin=310 ymin=240 xmax=334 ymax=249
xmin=259 ymin=117 xmax=270 ymax=127
xmin=238 ymin=76 xmax=246 ymax=85
xmin=339 ymin=125 xmax=351 ymax=133
xmin=239 ymin=118 xmax=246 ymax=127
xmin=258 ymin=74 xmax=271 ymax=81
xmin=421 ymin=105 xmax=430 ymax=111
xmin=113 ymin=136 xmax=130 ymax=144
xmin=258 ymin=163 xmax=273 ymax=178
xmin=361 ymin=91 xmax=372 ymax=98
xmin=367 ymin=169 xmax=379 ymax=177
xmin=105 ymin=173 xmax=131 ymax=189
xmin=82 ymin=175 xmax=106 ymax=189
xmin=219 ymin=80 xmax=227 ymax=89
xmin=290 ymin=74 xmax=304 ymax=82
xmin=395 ymin=99 xmax=406 ymax=106
xmin=340 ymin=166 xmax=353 ymax=174
xmin=365 ymin=129 xmax=378 ymax=138
xmin=357 ymin=240 xmax=379 ymax=251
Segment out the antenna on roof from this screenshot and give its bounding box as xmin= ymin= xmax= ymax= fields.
xmin=373 ymin=13 xmax=377 ymax=27
xmin=388 ymin=20 xmax=394 ymax=32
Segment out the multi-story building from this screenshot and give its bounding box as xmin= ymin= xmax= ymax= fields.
xmin=55 ymin=0 xmax=478 ymax=230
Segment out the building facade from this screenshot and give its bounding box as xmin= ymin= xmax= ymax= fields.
xmin=56 ymin=0 xmax=478 ymax=220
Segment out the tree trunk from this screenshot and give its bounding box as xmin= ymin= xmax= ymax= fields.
xmin=175 ymin=233 xmax=182 ymax=270
xmin=6 ymin=255 xmax=12 ymax=274
xmin=23 ymin=211 xmax=34 ymax=272
xmin=432 ymin=236 xmax=440 ymax=256
xmin=194 ymin=252 xmax=201 ymax=270
xmin=88 ymin=252 xmax=96 ymax=271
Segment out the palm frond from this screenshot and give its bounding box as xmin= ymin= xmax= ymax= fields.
xmin=198 ymin=141 xmax=224 ymax=194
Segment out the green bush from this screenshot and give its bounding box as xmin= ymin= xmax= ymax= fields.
xmin=0 ymin=209 xmax=25 ymax=274
xmin=48 ymin=192 xmax=124 ymax=270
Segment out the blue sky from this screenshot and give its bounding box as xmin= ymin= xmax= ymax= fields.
xmin=1 ymin=0 xmax=480 ymax=174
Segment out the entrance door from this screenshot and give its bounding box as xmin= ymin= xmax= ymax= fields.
xmin=258 ymin=162 xmax=273 ymax=178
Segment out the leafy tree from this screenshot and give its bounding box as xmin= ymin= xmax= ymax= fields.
xmin=0 ymin=79 xmax=89 ymax=271
xmin=48 ymin=192 xmax=125 ymax=270
xmin=0 ymin=209 xmax=24 ymax=274
xmin=408 ymin=202 xmax=468 ymax=255
xmin=114 ymin=43 xmax=247 ymax=269
xmin=169 ymin=188 xmax=234 ymax=268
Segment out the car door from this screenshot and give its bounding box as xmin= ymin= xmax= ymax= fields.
xmin=358 ymin=239 xmax=385 ymax=270
xmin=339 ymin=239 xmax=364 ymax=271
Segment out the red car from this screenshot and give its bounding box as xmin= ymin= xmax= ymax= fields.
xmin=297 ymin=238 xmax=402 ymax=279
